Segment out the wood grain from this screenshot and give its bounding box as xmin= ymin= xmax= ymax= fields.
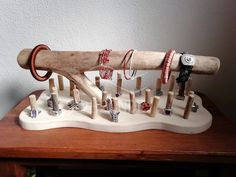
xmin=0 ymin=90 xmax=235 ymax=164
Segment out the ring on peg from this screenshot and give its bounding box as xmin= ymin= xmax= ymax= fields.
xmin=29 ymin=44 xmax=52 ymax=81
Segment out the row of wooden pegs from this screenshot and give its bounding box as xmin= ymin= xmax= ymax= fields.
xmin=95 ymin=72 xmax=196 ymax=120
xmin=28 ymin=74 xmax=196 ymax=121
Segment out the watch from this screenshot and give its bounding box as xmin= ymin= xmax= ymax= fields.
xmin=176 ymin=53 xmax=196 ymax=83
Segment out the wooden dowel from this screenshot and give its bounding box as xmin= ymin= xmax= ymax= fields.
xmin=129 ymin=92 xmax=136 ymax=114
xmin=188 ymin=91 xmax=194 ymax=96
xmin=49 ymin=78 xmax=55 ymax=92
xmin=116 ymin=78 xmax=122 ymax=95
xmin=183 ymin=94 xmax=195 ymax=119
xmin=150 ymin=96 xmax=160 ymax=117
xmin=145 ymin=89 xmax=152 ymax=104
xmin=117 ymin=72 xmax=122 ymax=80
xmin=73 ymin=89 xmax=80 ymax=104
xmin=168 ymin=75 xmax=176 ymax=92
xmin=51 ymin=87 xmax=58 ymax=98
xmin=102 ymin=91 xmax=108 ymax=106
xmin=70 ymin=80 xmax=76 ymax=96
xmin=156 ymin=78 xmax=163 ymax=96
xmin=185 ymin=78 xmax=192 ymax=96
xmin=51 ymin=92 xmax=59 ymax=111
xmin=136 ymin=76 xmax=142 ymax=90
xmin=176 ymin=82 xmax=185 ymax=100
xmin=156 ymin=78 xmax=161 ymax=91
xmin=29 ymin=95 xmax=37 ymax=111
xmin=112 ymin=97 xmax=119 ymax=112
xmin=95 ymin=76 xmax=100 ymax=88
xmin=166 ymin=91 xmax=174 ymax=109
xmin=57 ymin=75 xmax=64 ymax=90
xmin=91 ymin=97 xmax=97 ymax=119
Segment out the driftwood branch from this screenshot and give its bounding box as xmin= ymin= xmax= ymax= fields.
xmin=17 ymin=49 xmax=220 ymax=102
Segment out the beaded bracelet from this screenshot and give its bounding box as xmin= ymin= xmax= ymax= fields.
xmin=160 ymin=49 xmax=176 ymax=84
xmin=98 ymin=49 xmax=113 ymax=79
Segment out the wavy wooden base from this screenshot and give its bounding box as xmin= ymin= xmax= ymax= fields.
xmin=19 ymin=87 xmax=212 ymax=134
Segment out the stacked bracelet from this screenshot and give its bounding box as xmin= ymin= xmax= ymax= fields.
xmin=160 ymin=49 xmax=176 ymax=84
xmin=123 ymin=49 xmax=137 ymax=80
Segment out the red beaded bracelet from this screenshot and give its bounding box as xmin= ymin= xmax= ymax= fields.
xmin=98 ymin=49 xmax=113 ymax=79
xmin=29 ymin=44 xmax=52 ymax=81
xmin=160 ymin=49 xmax=176 ymax=84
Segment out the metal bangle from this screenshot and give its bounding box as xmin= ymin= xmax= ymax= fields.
xmin=123 ymin=49 xmax=137 ymax=80
xmin=29 ymin=44 xmax=52 ymax=81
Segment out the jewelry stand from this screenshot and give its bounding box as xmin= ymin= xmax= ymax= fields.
xmin=17 ymin=48 xmax=220 ymax=134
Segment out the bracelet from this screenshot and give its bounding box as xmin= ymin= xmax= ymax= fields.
xmin=160 ymin=49 xmax=176 ymax=84
xmin=129 ymin=50 xmax=137 ymax=80
xmin=29 ymin=44 xmax=52 ymax=81
xmin=123 ymin=49 xmax=137 ymax=80
xmin=98 ymin=49 xmax=113 ymax=79
xmin=176 ymin=53 xmax=196 ymax=83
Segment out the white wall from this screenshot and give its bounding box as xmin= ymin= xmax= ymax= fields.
xmin=0 ymin=0 xmax=235 ymax=120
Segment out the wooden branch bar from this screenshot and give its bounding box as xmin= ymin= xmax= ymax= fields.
xmin=17 ymin=49 xmax=220 ymax=75
xmin=17 ymin=49 xmax=220 ymax=103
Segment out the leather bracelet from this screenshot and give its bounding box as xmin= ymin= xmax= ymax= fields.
xmin=29 ymin=44 xmax=52 ymax=81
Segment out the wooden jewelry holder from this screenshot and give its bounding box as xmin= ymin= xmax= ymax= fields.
xmin=17 ymin=49 xmax=220 ymax=134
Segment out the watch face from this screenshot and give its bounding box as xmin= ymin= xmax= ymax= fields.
xmin=181 ymin=54 xmax=196 ymax=66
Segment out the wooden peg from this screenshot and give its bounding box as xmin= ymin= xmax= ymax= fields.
xmin=116 ymin=78 xmax=122 ymax=96
xmin=176 ymin=82 xmax=185 ymax=100
xmin=156 ymin=78 xmax=163 ymax=96
xmin=102 ymin=91 xmax=108 ymax=106
xmin=135 ymin=76 xmax=142 ymax=97
xmin=73 ymin=89 xmax=81 ymax=104
xmin=51 ymin=87 xmax=58 ymax=100
xmin=117 ymin=72 xmax=122 ymax=80
xmin=183 ymin=94 xmax=195 ymax=119
xmin=185 ymin=77 xmax=192 ymax=96
xmin=165 ymin=91 xmax=174 ymax=114
xmin=70 ymin=80 xmax=76 ymax=96
xmin=57 ymin=75 xmax=64 ymax=90
xmin=129 ymin=92 xmax=136 ymax=114
xmin=29 ymin=95 xmax=37 ymax=111
xmin=188 ymin=91 xmax=194 ymax=96
xmin=49 ymin=78 xmax=55 ymax=92
xmin=136 ymin=76 xmax=142 ymax=90
xmin=150 ymin=96 xmax=160 ymax=117
xmin=51 ymin=92 xmax=59 ymax=112
xmin=91 ymin=97 xmax=97 ymax=119
xmin=29 ymin=94 xmax=41 ymax=118
xmin=112 ymin=97 xmax=119 ymax=112
xmin=145 ymin=89 xmax=152 ymax=104
xmin=168 ymin=75 xmax=176 ymax=92
xmin=95 ymin=76 xmax=100 ymax=88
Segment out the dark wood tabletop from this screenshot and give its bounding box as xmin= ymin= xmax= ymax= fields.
xmin=0 ymin=90 xmax=236 ymax=164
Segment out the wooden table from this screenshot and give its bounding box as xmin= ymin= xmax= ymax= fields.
xmin=0 ymin=90 xmax=236 ymax=177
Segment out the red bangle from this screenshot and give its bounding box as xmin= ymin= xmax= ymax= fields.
xmin=161 ymin=49 xmax=176 ymax=84
xmin=29 ymin=44 xmax=52 ymax=81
